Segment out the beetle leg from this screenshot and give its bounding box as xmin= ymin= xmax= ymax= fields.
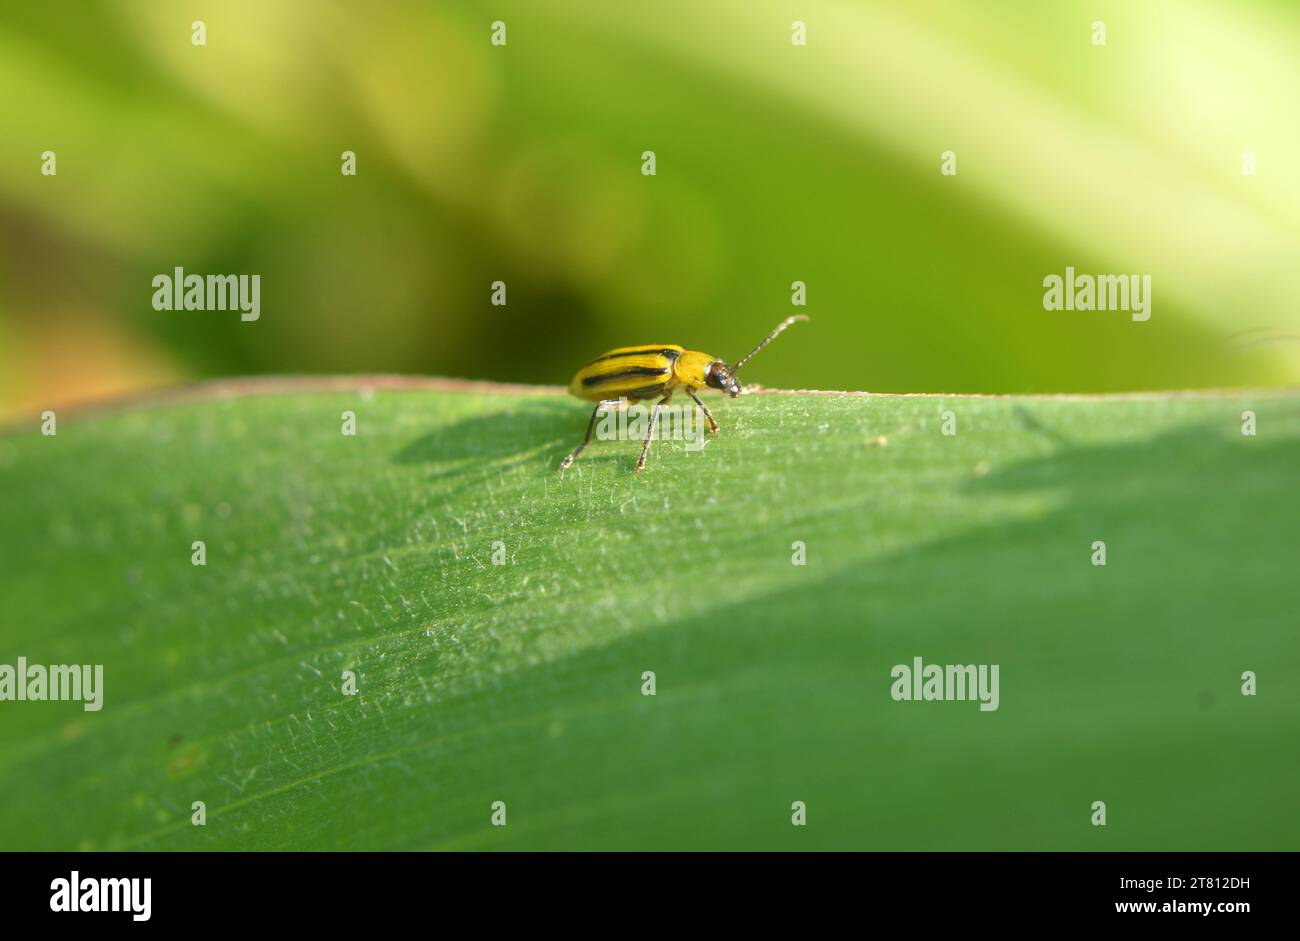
xmin=558 ymin=400 xmax=616 ymax=471
xmin=687 ymin=389 xmax=719 ymax=435
xmin=635 ymin=394 xmax=672 ymax=473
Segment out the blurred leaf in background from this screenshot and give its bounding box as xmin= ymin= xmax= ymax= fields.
xmin=2 ymin=0 xmax=1299 ymax=418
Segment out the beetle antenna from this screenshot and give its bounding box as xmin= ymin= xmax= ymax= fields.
xmin=732 ymin=315 xmax=809 ymax=371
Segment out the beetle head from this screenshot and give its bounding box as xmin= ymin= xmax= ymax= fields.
xmin=706 ymin=361 xmax=741 ymax=397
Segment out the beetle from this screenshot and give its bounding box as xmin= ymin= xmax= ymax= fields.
xmin=558 ymin=315 xmax=808 ymax=473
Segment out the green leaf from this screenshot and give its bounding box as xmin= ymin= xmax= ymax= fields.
xmin=1 ymin=381 xmax=1296 ymax=850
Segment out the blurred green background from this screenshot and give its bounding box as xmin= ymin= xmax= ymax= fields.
xmin=2 ymin=0 xmax=1299 ymax=417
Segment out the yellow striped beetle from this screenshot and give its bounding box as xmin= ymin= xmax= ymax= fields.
xmin=559 ymin=315 xmax=808 ymax=473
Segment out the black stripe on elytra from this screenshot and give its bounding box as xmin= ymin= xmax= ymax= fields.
xmin=582 ymin=366 xmax=671 ymax=388
xmin=625 ymin=383 xmax=669 ymax=400
xmin=585 ymin=347 xmax=680 ymax=367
